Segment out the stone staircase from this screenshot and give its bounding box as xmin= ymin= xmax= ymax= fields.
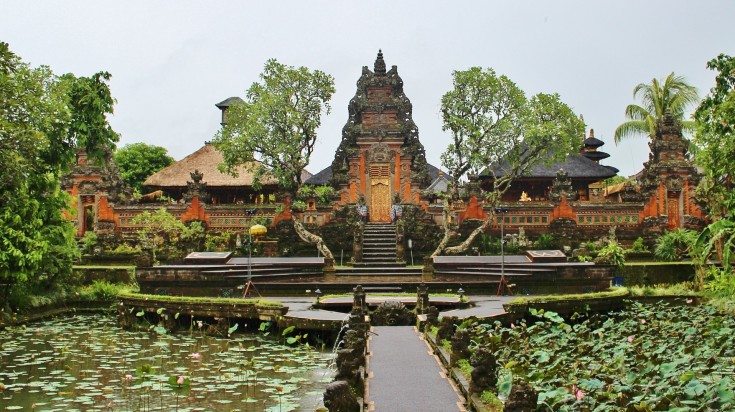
xmin=336 ymin=223 xmax=422 ymax=282
xmin=359 ymin=223 xmax=401 ymax=267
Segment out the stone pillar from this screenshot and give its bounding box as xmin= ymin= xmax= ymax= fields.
xmin=422 ymin=256 xmax=435 ymax=281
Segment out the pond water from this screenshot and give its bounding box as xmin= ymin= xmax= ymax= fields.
xmin=0 ymin=313 xmax=334 ymax=411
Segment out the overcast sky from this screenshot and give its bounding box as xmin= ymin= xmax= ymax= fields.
xmin=2 ymin=1 xmax=734 ymax=177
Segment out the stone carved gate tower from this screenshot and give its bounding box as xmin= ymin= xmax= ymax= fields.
xmin=330 ymin=51 xmax=430 ymax=222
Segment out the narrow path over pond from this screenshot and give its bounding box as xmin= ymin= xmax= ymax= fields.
xmin=366 ymin=326 xmax=466 ymax=412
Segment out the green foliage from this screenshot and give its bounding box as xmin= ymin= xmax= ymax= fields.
xmin=77 ymin=280 xmax=125 ymax=301
xmin=704 ymin=266 xmax=735 ymax=298
xmin=80 ymin=232 xmax=99 ymax=254
xmin=628 ymin=237 xmax=649 ymax=253
xmin=290 ymin=200 xmax=307 ymax=212
xmin=654 ymin=229 xmax=698 ymax=261
xmin=533 ymin=234 xmax=557 ymax=250
xmin=213 ymin=59 xmax=335 ymax=195
xmin=114 ymin=142 xmax=174 ymax=192
xmin=479 ymin=390 xmax=504 ymax=410
xmin=614 ymin=72 xmax=699 ymax=143
xmin=457 ymin=358 xmax=473 ymax=379
xmin=435 ymin=66 xmax=583 ymax=256
xmin=213 ymin=58 xmax=336 ymax=259
xmin=694 ymin=54 xmax=735 ymax=221
xmin=204 ymin=230 xmax=235 ymax=252
xmin=0 ymin=43 xmax=118 ymax=307
xmin=133 ymin=209 xmax=205 ymax=264
xmin=595 ymin=240 xmax=626 ymax=267
xmin=468 ymin=302 xmax=735 ymax=410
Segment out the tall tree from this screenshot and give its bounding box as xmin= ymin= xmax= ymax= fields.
xmin=0 ymin=42 xmax=119 ymax=306
xmin=693 ymin=54 xmax=735 ymax=270
xmin=433 ymin=67 xmax=584 ymax=256
xmin=614 ymin=72 xmax=698 ymax=143
xmin=212 ymin=59 xmax=336 ymax=259
xmin=115 ymin=142 xmax=174 ymax=192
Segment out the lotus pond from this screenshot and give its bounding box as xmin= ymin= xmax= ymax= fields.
xmin=463 ymin=300 xmax=735 ymax=411
xmin=0 ymin=314 xmax=333 ymax=411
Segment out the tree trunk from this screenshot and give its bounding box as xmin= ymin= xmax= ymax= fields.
xmin=430 ymin=199 xmax=453 ymax=257
xmin=444 ymin=213 xmax=494 ymax=255
xmin=291 ymin=215 xmax=334 ymax=260
xmin=431 ymin=197 xmax=497 ymax=257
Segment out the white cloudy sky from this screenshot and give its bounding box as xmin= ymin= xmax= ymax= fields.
xmin=2 ymin=1 xmax=733 ymax=177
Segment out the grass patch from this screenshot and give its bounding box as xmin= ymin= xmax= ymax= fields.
xmin=118 ymin=291 xmax=283 ymax=307
xmin=627 ymin=282 xmax=700 ymax=297
xmin=441 ymin=338 xmax=451 ymax=353
xmin=507 ymin=287 xmax=629 ymax=305
xmin=320 ymin=292 xmax=460 ymax=300
xmin=624 ymin=261 xmax=695 ymax=266
xmin=457 ymin=358 xmax=473 ymax=379
xmin=480 ymin=390 xmax=504 ymax=411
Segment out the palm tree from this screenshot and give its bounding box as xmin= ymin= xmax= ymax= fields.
xmin=614 ymin=72 xmax=699 ymax=143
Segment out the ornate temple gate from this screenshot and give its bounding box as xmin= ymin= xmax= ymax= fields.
xmin=369 ymin=164 xmax=391 ymax=222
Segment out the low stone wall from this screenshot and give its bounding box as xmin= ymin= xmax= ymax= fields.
xmin=73 ymin=266 xmax=135 ymax=284
xmin=619 ymin=262 xmax=695 ymax=286
xmin=118 ymin=294 xmax=287 ymax=332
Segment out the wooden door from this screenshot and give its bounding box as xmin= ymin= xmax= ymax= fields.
xmin=667 ymin=193 xmax=681 ymax=229
xmin=370 ymin=178 xmax=391 ymax=222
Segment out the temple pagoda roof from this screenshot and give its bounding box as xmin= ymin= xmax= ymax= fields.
xmin=481 ymin=153 xmax=618 ymax=180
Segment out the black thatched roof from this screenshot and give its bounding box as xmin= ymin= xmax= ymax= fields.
xmin=583 ymin=151 xmax=610 ymax=161
xmin=481 ymin=153 xmax=618 ymax=180
xmin=215 ymin=96 xmax=244 ymax=109
xmin=305 ymin=162 xmax=447 ymax=188
xmin=583 ymin=136 xmax=605 ymax=148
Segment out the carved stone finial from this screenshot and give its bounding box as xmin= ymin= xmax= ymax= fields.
xmin=374 ymin=49 xmax=386 ymax=75
xmin=589 ymin=128 xmax=595 ymax=138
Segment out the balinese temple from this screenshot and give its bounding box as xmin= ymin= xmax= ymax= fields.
xmin=63 ymin=51 xmax=705 ymax=243
xmin=305 ymin=50 xmax=444 ymax=222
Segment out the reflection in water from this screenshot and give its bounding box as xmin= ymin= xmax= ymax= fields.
xmin=0 ymin=314 xmax=333 ymax=411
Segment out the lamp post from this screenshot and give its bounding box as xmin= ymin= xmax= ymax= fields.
xmin=242 ymin=208 xmax=265 ymax=298
xmin=408 ymin=238 xmax=414 ymax=266
xmin=494 ymin=207 xmax=512 ymax=296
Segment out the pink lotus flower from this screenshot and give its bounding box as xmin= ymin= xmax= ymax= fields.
xmin=510 ymin=323 xmax=516 ymax=329
xmin=640 ymin=319 xmax=646 ymax=324
xmin=627 ymin=335 xmax=634 ymax=343
xmin=190 ymin=352 xmax=201 ymax=360
xmin=177 ymin=376 xmax=184 ymax=385
xmin=197 ymin=320 xmax=203 ymax=328
xmin=124 ymin=374 xmax=133 ymax=381
xmin=576 ymin=389 xmax=584 ymax=400
xmin=686 ymin=299 xmax=693 ymax=304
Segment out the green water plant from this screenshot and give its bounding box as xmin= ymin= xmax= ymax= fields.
xmin=466 ymin=301 xmax=735 ymax=410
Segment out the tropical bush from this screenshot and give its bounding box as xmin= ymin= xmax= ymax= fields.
xmin=654 ymin=229 xmax=698 ymax=261
xmin=595 ymin=240 xmax=626 ymax=267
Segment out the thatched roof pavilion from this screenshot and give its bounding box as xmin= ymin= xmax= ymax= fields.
xmin=143 ymin=143 xmax=280 ymax=204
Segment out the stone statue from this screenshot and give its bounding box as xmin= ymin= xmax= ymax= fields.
xmin=469 ymin=346 xmax=498 ymax=394
xmin=323 ymin=380 xmax=361 ymax=412
xmin=504 ymin=381 xmax=538 ymax=412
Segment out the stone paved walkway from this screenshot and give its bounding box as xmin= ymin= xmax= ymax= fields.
xmin=366 ymin=326 xmax=465 ymax=412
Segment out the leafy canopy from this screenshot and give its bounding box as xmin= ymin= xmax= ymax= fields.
xmin=434 ymin=67 xmax=583 ymax=256
xmin=0 ymin=42 xmax=118 ymax=304
xmin=213 ymin=59 xmax=335 ymax=195
xmin=614 ymin=72 xmax=699 ymax=143
xmin=115 ymin=142 xmax=174 ymax=192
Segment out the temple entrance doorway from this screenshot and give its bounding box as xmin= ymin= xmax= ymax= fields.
xmin=370 ymin=178 xmax=391 ymax=222
xmin=667 ymin=192 xmax=681 ymax=229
